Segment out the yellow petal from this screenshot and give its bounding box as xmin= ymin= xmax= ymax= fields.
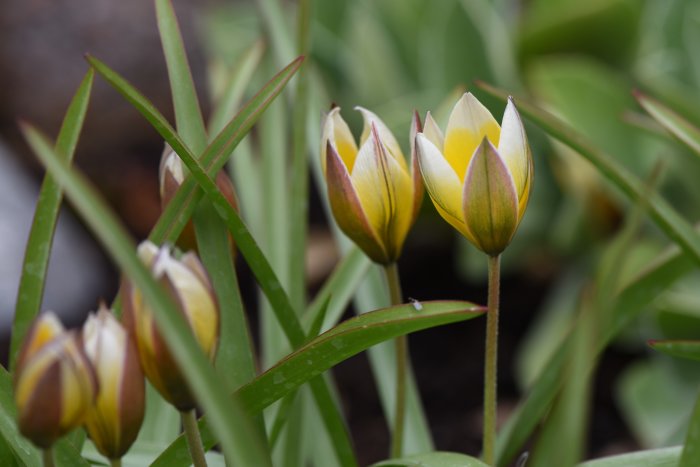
xmin=321 ymin=107 xmax=358 ymax=173
xmin=356 ymin=106 xmax=408 ymax=171
xmin=423 ymin=111 xmax=444 ymax=151
xmin=415 ymin=133 xmax=472 ymax=240
xmin=462 ymin=139 xmax=519 ymax=255
xmin=498 ymin=97 xmax=531 ymax=208
xmin=444 ymin=93 xmax=501 ymax=182
xmin=351 ymin=124 xmax=413 ymax=262
xmin=325 ymin=141 xmax=389 ymax=263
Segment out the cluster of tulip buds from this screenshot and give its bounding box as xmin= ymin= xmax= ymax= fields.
xmin=13 ymin=239 xmax=220 ymax=461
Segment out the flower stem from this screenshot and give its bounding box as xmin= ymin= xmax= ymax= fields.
xmin=182 ymin=409 xmax=208 ymax=467
xmin=42 ymin=446 xmax=55 ymax=467
xmin=109 ymin=458 xmax=122 ymax=467
xmin=384 ymin=263 xmax=406 ymax=459
xmin=483 ymin=254 xmax=501 ymax=465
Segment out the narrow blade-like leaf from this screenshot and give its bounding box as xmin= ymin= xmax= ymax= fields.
xmin=577 ymin=446 xmax=681 ymax=466
xmin=635 ymin=91 xmax=700 ymax=158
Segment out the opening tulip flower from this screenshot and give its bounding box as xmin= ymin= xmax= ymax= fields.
xmin=321 ymin=106 xmax=423 ymax=264
xmin=415 ymin=92 xmax=533 ymax=255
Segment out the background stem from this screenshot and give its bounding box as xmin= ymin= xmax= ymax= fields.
xmin=110 ymin=458 xmax=123 ymax=467
xmin=483 ymin=254 xmax=501 ymax=464
xmin=181 ymin=409 xmax=208 ymax=467
xmin=384 ymin=263 xmax=407 ymax=458
xmin=42 ymin=446 xmax=55 ymax=467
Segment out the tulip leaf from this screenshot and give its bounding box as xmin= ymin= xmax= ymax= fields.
xmin=10 ymin=69 xmax=94 ymax=370
xmin=635 ymin=91 xmax=700 ymax=158
xmin=156 ymin=0 xmax=207 ymax=153
xmin=680 ymin=391 xmax=700 ymax=467
xmin=477 ymin=81 xmax=700 ymax=267
xmin=22 ymin=125 xmax=271 ymax=467
xmin=495 ymin=239 xmax=696 ymax=466
xmin=86 ymin=53 xmax=303 ymax=246
xmin=577 ymin=446 xmax=681 ymax=466
xmin=649 ymin=339 xmax=700 ymax=362
xmin=151 ymin=301 xmax=485 ymax=467
xmin=370 ymin=451 xmax=490 ymax=467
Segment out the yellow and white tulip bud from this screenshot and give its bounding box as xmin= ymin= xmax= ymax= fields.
xmin=83 ymin=305 xmax=145 ymax=459
xmin=14 ymin=312 xmax=98 ymax=448
xmin=159 ymin=145 xmax=238 ymax=252
xmin=122 ymin=241 xmax=219 ymax=411
xmin=416 ymin=92 xmax=533 ymax=256
xmin=321 ymin=106 xmax=423 ymax=264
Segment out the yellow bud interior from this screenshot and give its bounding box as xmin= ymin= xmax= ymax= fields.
xmin=444 ymin=125 xmax=500 ymax=182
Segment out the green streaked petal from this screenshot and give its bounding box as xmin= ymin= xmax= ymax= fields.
xmin=415 ymin=134 xmax=471 ymax=239
xmin=321 ymin=107 xmax=358 ymax=173
xmin=356 ymin=106 xmax=408 ymax=171
xmin=444 ymin=92 xmax=501 ymax=182
xmin=351 ymin=124 xmax=413 ymax=261
xmin=462 ymin=139 xmax=518 ymax=255
xmin=498 ymin=97 xmax=531 ymax=203
xmin=326 ymin=141 xmax=388 ymax=263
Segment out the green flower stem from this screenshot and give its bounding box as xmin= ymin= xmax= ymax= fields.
xmin=384 ymin=263 xmax=406 ymax=458
xmin=483 ymin=254 xmax=501 ymax=465
xmin=109 ymin=458 xmax=122 ymax=467
xmin=42 ymin=447 xmax=55 ymax=467
xmin=182 ymin=410 xmax=208 ymax=467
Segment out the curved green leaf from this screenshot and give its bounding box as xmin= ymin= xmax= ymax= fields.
xmin=371 ymin=451 xmax=490 ymax=467
xmin=22 ymin=125 xmax=271 ymax=467
xmin=635 ymin=91 xmax=700 ymax=158
xmin=10 ymin=69 xmax=94 ymax=370
xmin=680 ymin=392 xmax=700 ymax=467
xmin=577 ymin=446 xmax=681 ymax=466
xmin=477 ymin=81 xmax=700 ymax=267
xmin=649 ymin=339 xmax=700 ymax=362
xmin=151 ymin=301 xmax=486 ymax=466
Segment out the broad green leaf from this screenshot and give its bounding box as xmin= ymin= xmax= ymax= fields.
xmin=22 ymin=125 xmax=271 ymax=467
xmin=680 ymin=391 xmax=700 ymax=467
xmin=635 ymin=91 xmax=700 ymax=158
xmin=649 ymin=339 xmax=700 ymax=362
xmin=371 ymin=451 xmax=490 ymax=467
xmin=86 ymin=54 xmax=303 ymax=246
xmin=577 ymin=446 xmax=681 ymax=467
xmin=10 ymin=69 xmax=93 ymax=369
xmin=477 ymin=81 xmax=700 ymax=267
xmin=156 ymin=0 xmax=207 ymax=153
xmin=152 ymin=301 xmax=485 ymax=466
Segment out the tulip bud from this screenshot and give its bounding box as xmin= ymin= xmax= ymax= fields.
xmin=122 ymin=241 xmax=219 ymax=410
xmin=14 ymin=312 xmax=98 ymax=448
xmin=83 ymin=305 xmax=145 ymax=459
xmin=321 ymin=106 xmax=423 ymax=264
xmin=416 ymin=93 xmax=533 ymax=255
xmin=159 ymin=145 xmax=238 ymax=252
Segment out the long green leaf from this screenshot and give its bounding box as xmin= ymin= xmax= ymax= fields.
xmin=151 ymin=301 xmax=486 ymax=467
xmin=680 ymin=392 xmax=700 ymax=467
xmin=156 ymin=0 xmax=207 ymax=153
xmin=477 ymin=81 xmax=700 ymax=267
xmin=10 ymin=70 xmax=94 ymax=370
xmin=577 ymin=446 xmax=681 ymax=466
xmin=87 ymin=53 xmax=359 ymax=466
xmin=635 ymin=91 xmax=700 ymax=157
xmin=649 ymin=339 xmax=700 ymax=362
xmin=86 ymin=54 xmax=303 ymax=246
xmin=371 ymin=451 xmax=490 ymax=467
xmin=22 ymin=125 xmax=271 ymax=467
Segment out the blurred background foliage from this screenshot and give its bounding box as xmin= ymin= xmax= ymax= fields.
xmin=3 ymin=0 xmax=700 ymax=464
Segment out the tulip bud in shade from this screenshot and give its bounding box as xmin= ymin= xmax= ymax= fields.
xmin=14 ymin=312 xmax=98 ymax=448
xmin=320 ymin=106 xmax=423 ymax=264
xmin=83 ymin=305 xmax=145 ymax=459
xmin=159 ymin=145 xmax=238 ymax=252
xmin=416 ymin=93 xmax=533 ymax=256
xmin=122 ymin=241 xmax=220 ymax=411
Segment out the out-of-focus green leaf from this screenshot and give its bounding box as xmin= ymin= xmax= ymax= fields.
xmin=152 ymin=301 xmax=485 ymax=466
xmin=371 ymin=451 xmax=489 ymax=467
xmin=680 ymin=391 xmax=700 ymax=467
xmin=636 ymin=91 xmax=700 ymax=158
xmin=577 ymin=446 xmax=681 ymax=466
xmin=22 ymin=125 xmax=271 ymax=467
xmin=10 ymin=70 xmax=93 ymax=369
xmin=650 ymin=340 xmax=700 ymax=362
